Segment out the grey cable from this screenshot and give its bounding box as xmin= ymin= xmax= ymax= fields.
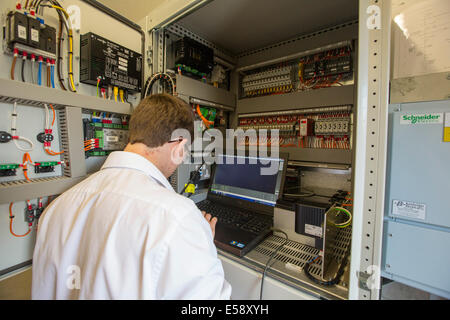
xmin=259 ymin=229 xmax=289 ymax=300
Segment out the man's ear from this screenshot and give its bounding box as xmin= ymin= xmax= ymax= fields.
xmin=170 ymin=138 xmax=188 ymax=165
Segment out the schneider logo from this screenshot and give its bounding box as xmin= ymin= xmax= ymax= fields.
xmin=401 ymin=113 xmax=443 ymax=125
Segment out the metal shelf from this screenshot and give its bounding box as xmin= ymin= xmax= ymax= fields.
xmin=282 ymin=147 xmax=352 ymax=165
xmin=0 ymin=78 xmax=133 ymax=115
xmin=176 ymin=74 xmax=236 ymax=109
xmin=237 ymin=85 xmax=355 ymax=114
xmin=0 ymin=176 xmax=86 ymax=204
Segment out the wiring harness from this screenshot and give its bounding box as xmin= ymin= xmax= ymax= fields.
xmin=9 ymin=197 xmax=51 ymax=237
xmin=143 ymin=72 xmax=176 ymax=98
xmin=37 ymin=104 xmax=64 ymax=156
xmin=16 ymin=0 xmax=77 ymax=92
xmin=303 ymin=244 xmax=350 ymax=287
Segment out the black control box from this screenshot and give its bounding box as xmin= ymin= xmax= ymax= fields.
xmin=173 ymin=37 xmax=214 ymax=74
xmin=80 ymin=32 xmax=142 ymax=92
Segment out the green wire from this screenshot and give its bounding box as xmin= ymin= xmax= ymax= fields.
xmin=332 ymin=207 xmax=352 ymax=228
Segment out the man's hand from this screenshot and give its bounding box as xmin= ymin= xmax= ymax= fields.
xmin=202 ymin=211 xmax=218 ymax=238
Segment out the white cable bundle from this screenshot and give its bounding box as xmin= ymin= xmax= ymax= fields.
xmin=44 ymin=103 xmax=50 ymax=131
xmin=11 ymin=102 xmax=34 ymax=152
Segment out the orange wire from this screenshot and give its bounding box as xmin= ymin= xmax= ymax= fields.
xmin=9 ymin=203 xmax=32 ymax=238
xmin=11 ymin=55 xmax=17 ymax=80
xmin=22 ymin=153 xmax=33 ymax=181
xmin=196 ymin=104 xmax=214 ymax=128
xmin=49 ymin=104 xmax=56 ymax=127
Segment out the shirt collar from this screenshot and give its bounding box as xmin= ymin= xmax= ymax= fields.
xmin=101 ymin=151 xmax=174 ymax=191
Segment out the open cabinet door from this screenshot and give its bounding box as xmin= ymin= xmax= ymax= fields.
xmin=350 ymin=0 xmax=391 ymax=300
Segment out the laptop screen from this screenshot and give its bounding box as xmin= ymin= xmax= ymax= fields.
xmin=210 ymin=154 xmax=285 ymax=207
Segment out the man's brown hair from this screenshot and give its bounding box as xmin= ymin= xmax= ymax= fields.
xmin=129 ymin=94 xmax=194 ymax=148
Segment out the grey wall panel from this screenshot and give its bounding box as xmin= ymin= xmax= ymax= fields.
xmin=391 ymin=72 xmax=450 ymax=104
xmin=382 ymin=220 xmax=450 ymax=299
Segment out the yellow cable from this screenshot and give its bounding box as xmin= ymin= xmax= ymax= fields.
xmin=119 ymin=89 xmax=124 ymax=103
xmin=51 ymin=5 xmax=69 ymax=18
xmin=113 ymin=87 xmax=119 ymax=102
xmin=52 ymin=4 xmax=76 ymax=92
xmin=68 ymin=31 xmax=76 ymax=92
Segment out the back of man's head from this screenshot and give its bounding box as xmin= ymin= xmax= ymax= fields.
xmin=129 ymin=94 xmax=194 ymax=148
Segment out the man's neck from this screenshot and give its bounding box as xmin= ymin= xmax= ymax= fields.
xmin=124 ymin=143 xmax=168 ymax=177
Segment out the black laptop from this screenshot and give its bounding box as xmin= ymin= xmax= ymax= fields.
xmin=197 ymin=153 xmax=288 ymax=257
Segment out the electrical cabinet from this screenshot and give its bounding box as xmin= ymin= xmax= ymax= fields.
xmin=383 ymin=100 xmax=450 ymax=299
xmin=145 ymin=0 xmax=392 ymax=301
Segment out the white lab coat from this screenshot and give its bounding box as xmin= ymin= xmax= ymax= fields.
xmin=32 ymin=151 xmax=231 ymax=300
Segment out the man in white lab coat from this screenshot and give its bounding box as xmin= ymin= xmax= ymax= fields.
xmin=32 ymin=94 xmax=232 ymax=299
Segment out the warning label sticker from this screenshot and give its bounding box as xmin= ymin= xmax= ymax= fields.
xmin=31 ymin=29 xmax=39 ymax=42
xmin=305 ymin=224 xmax=322 ymax=237
xmin=18 ymin=25 xmax=27 ymax=40
xmin=392 ymin=200 xmax=426 ymax=220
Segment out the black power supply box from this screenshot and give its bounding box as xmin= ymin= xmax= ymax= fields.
xmin=80 ymin=32 xmax=142 ymax=92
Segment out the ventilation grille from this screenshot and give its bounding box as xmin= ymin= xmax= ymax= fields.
xmin=248 ymin=227 xmax=352 ymax=285
xmin=58 ymin=108 xmax=71 ymax=177
xmin=0 ymin=95 xmax=65 ymax=110
xmin=0 ymin=176 xmax=67 ymax=188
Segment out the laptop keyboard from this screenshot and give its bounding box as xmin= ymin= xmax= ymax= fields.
xmin=197 ymin=200 xmax=272 ymax=234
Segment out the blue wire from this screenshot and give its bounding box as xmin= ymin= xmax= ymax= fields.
xmin=38 ymin=61 xmax=42 ymax=86
xmin=51 ymin=65 xmax=55 ymax=88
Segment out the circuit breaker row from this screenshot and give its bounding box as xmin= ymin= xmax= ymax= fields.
xmin=240 ymin=44 xmax=353 ymax=98
xmin=6 ymin=10 xmax=56 ymax=58
xmin=237 ymin=111 xmax=352 ymax=150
